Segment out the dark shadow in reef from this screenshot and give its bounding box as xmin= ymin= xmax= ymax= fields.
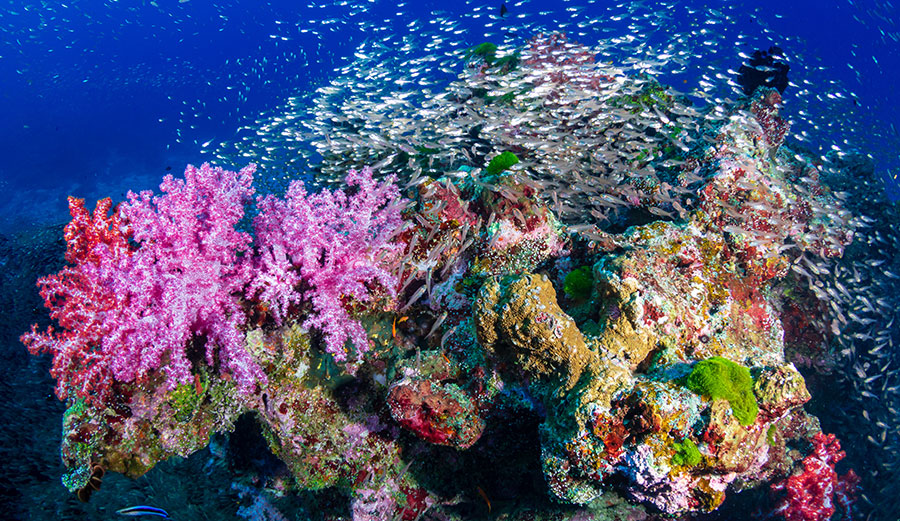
xmin=228 ymin=412 xmax=353 ymax=521
xmin=400 ymin=401 xmax=556 ymax=519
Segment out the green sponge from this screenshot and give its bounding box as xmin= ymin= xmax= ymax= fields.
xmin=466 ymin=42 xmax=498 ymax=64
xmin=486 ymin=151 xmax=519 ymax=176
xmin=563 ymin=266 xmax=593 ymax=301
xmin=686 ymin=356 xmax=758 ymax=426
xmin=671 ymin=438 xmax=702 ymax=466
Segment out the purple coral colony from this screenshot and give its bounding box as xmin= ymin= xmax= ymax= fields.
xmin=25 ymin=34 xmax=867 ymax=520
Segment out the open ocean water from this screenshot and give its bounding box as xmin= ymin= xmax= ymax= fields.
xmin=1 ymin=1 xmax=899 ymax=520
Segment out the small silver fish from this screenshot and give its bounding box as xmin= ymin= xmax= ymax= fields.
xmin=426 ymin=311 xmax=448 ymax=339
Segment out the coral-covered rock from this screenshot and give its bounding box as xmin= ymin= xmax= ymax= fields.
xmin=754 ymin=364 xmax=812 ymax=420
xmin=387 ymin=378 xmax=485 ymax=449
xmin=59 ymin=368 xmax=245 ymax=492
xmin=493 ymin=95 xmax=855 ymax=513
xmin=248 ymin=325 xmax=403 ymax=491
xmin=591 ymin=220 xmax=786 ymax=368
xmin=474 ymin=272 xmax=595 ymax=391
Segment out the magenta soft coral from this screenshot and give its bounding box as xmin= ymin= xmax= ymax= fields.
xmin=249 ymin=166 xmax=405 ymax=362
xmin=24 ymin=164 xmax=266 ymax=403
xmin=110 ymin=163 xmax=264 ymax=393
xmin=770 ymin=432 xmax=860 ymax=521
xmin=25 ymin=163 xmax=402 ymax=403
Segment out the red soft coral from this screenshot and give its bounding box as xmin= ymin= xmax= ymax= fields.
xmin=770 ymin=432 xmax=859 ymax=521
xmin=21 ymin=197 xmax=134 ymax=405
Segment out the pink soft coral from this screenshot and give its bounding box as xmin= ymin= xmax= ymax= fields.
xmin=522 ymin=33 xmax=610 ymax=90
xmin=249 ymin=166 xmax=405 ymax=361
xmin=24 ymin=164 xmax=265 ymax=403
xmin=109 ymin=162 xmax=263 ymax=393
xmin=25 ymin=163 xmax=402 ymax=403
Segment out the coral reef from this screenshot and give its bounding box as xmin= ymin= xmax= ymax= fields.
xmin=23 ymin=34 xmax=863 ymax=521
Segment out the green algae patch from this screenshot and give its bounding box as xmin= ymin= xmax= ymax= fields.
xmin=169 ymin=379 xmax=206 ymax=422
xmin=466 ymin=42 xmax=498 ymax=63
xmin=564 ymin=266 xmax=593 ymax=301
xmin=686 ymin=356 xmax=758 ymax=426
xmin=671 ymin=438 xmax=702 ymax=467
xmin=486 ymin=151 xmax=519 ymax=176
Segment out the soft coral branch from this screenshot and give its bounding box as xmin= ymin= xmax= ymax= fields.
xmin=23 ymin=164 xmax=266 ymax=404
xmin=21 ymin=197 xmax=133 ymax=405
xmin=110 ymin=163 xmax=263 ymax=392
xmin=249 ymin=166 xmax=405 ymax=361
xmin=770 ymin=432 xmax=860 ymax=521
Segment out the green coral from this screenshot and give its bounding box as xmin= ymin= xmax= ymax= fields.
xmin=613 ymin=77 xmax=674 ymax=113
xmin=169 ymin=379 xmax=205 ymax=422
xmin=63 ymin=397 xmax=88 ymax=423
xmin=466 ymin=42 xmax=498 ymax=64
xmin=492 ymin=52 xmax=520 ymax=71
xmin=563 ymin=266 xmax=593 ymax=300
xmin=671 ymin=438 xmax=702 ymax=466
xmin=767 ymin=424 xmax=777 ymax=445
xmin=686 ymin=356 xmax=758 ymax=426
xmin=486 ymin=151 xmax=519 ymax=176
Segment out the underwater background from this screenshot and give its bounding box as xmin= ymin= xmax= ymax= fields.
xmin=1 ymin=0 xmax=899 ymax=520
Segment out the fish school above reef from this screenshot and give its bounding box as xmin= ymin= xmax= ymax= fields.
xmin=24 ymin=34 xmax=864 ymax=520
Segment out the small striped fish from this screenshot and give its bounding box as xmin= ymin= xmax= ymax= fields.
xmin=116 ymin=505 xmax=170 ymax=519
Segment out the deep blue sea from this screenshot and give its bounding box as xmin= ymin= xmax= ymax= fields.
xmin=1 ymin=0 xmax=898 ymax=232
xmin=1 ymin=1 xmax=898 ymax=520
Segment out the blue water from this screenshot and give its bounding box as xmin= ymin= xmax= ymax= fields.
xmin=1 ymin=0 xmax=897 ymax=231
xmin=1 ymin=0 xmax=899 ymax=519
